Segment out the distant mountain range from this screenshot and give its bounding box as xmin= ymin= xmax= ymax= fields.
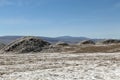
xmin=0 ymin=36 xmax=103 ymax=44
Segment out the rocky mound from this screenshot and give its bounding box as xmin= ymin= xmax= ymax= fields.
xmin=78 ymin=40 xmax=95 ymax=45
xmin=2 ymin=36 xmax=51 ymax=53
xmin=101 ymin=39 xmax=120 ymax=44
xmin=55 ymin=42 xmax=69 ymax=46
xmin=0 ymin=42 xmax=5 ymax=50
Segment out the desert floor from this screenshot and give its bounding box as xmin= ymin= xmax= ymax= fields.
xmin=0 ymin=52 xmax=120 ymax=80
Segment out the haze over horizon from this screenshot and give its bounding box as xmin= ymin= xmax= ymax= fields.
xmin=0 ymin=0 xmax=120 ymax=39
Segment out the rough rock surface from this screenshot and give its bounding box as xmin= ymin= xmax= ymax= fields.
xmin=0 ymin=42 xmax=5 ymax=50
xmin=101 ymin=39 xmax=120 ymax=44
xmin=55 ymin=42 xmax=69 ymax=46
xmin=78 ymin=40 xmax=95 ymax=45
xmin=2 ymin=36 xmax=51 ymax=53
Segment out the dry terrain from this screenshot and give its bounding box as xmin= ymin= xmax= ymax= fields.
xmin=0 ymin=52 xmax=120 ymax=80
xmin=62 ymin=44 xmax=120 ymax=53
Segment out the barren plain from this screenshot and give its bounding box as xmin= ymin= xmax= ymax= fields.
xmin=0 ymin=52 xmax=120 ymax=80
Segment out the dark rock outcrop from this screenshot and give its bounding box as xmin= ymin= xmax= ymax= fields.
xmin=101 ymin=39 xmax=120 ymax=44
xmin=0 ymin=42 xmax=5 ymax=50
xmin=2 ymin=36 xmax=50 ymax=53
xmin=55 ymin=42 xmax=69 ymax=46
xmin=78 ymin=40 xmax=95 ymax=45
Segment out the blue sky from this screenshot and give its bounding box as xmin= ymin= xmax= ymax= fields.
xmin=0 ymin=0 xmax=120 ymax=38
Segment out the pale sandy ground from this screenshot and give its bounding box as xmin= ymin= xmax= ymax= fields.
xmin=0 ymin=52 xmax=120 ymax=80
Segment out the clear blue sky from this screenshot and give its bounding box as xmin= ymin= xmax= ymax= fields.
xmin=0 ymin=0 xmax=120 ymax=38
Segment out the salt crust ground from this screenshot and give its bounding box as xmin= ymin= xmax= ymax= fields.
xmin=0 ymin=52 xmax=120 ymax=80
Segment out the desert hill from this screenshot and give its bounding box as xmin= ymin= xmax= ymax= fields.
xmin=0 ymin=36 xmax=103 ymax=44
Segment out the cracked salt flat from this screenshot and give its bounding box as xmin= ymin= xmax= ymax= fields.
xmin=0 ymin=53 xmax=120 ymax=80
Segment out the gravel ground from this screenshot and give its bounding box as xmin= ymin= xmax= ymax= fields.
xmin=0 ymin=52 xmax=120 ymax=80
